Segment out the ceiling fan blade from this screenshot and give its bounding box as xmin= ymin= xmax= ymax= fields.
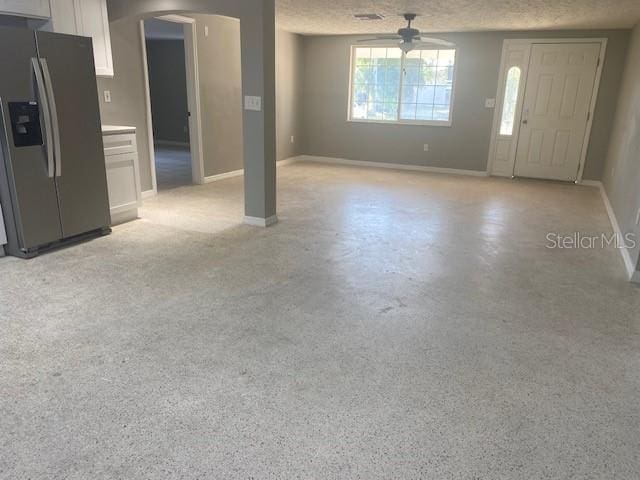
xmin=415 ymin=37 xmax=456 ymax=48
xmin=357 ymin=36 xmax=401 ymax=43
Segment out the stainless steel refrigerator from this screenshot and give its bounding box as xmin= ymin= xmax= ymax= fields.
xmin=0 ymin=27 xmax=111 ymax=258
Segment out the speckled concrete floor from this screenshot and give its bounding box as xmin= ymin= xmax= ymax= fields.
xmin=1 ymin=161 xmax=639 ymax=479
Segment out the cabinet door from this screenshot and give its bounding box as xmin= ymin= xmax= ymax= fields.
xmin=73 ymin=0 xmax=113 ymax=77
xmin=0 ymin=0 xmax=51 ymax=19
xmin=45 ymin=0 xmax=79 ymax=35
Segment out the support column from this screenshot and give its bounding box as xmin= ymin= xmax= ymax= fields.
xmin=240 ymin=0 xmax=277 ymax=227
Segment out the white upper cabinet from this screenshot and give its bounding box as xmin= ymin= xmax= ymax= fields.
xmin=43 ymin=0 xmax=114 ymax=77
xmin=0 ymin=0 xmax=51 ymax=19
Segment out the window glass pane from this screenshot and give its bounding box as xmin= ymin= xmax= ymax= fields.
xmin=400 ymin=103 xmax=417 ymax=120
xmin=403 ymin=67 xmax=421 ymax=85
xmin=422 ymin=66 xmax=437 ymax=85
xmin=435 ymin=66 xmax=451 ymax=85
xmin=350 ymin=46 xmax=456 ymax=124
xmin=383 ymin=83 xmax=399 ymax=103
xmin=421 ymin=50 xmax=439 ymax=67
xmin=355 ymin=47 xmax=371 ymax=64
xmin=405 ymin=50 xmax=421 ymax=60
xmin=387 ymin=48 xmax=402 ymax=59
xmin=434 ymin=85 xmax=451 ymax=105
xmin=352 ymin=102 xmax=367 ymax=119
xmin=354 ymin=66 xmax=373 ymax=85
xmin=371 ymin=47 xmax=387 ymax=59
xmin=500 ymin=66 xmax=521 ymax=135
xmin=385 ymin=65 xmax=401 ymax=85
xmin=383 ymin=103 xmax=398 ymax=121
xmin=433 ymin=105 xmax=450 ymax=121
xmin=402 ymin=85 xmax=418 ymax=104
xmin=370 ymin=85 xmax=384 ymax=103
xmin=367 ymin=102 xmax=384 ymax=120
xmin=438 ymin=49 xmax=456 ymax=67
xmin=416 ymin=104 xmax=434 ymax=121
xmin=417 ymin=85 xmax=435 ymax=104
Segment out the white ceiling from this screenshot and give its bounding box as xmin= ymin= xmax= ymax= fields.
xmin=276 ymin=0 xmax=640 ymax=35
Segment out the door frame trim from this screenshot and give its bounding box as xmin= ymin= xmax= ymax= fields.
xmin=487 ymin=38 xmax=607 ymax=183
xmin=139 ymin=14 xmax=205 ymax=196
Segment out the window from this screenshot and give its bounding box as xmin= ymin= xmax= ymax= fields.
xmin=499 ymin=66 xmax=521 ymax=135
xmin=350 ymin=46 xmax=457 ymax=125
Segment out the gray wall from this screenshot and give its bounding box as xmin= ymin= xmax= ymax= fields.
xmin=277 ymin=30 xmax=304 ymax=161
xmin=96 ymin=18 xmax=154 ymax=192
xmin=108 ymin=0 xmax=278 ymax=221
xmin=301 ymin=30 xmax=629 ymax=179
xmin=101 ymin=15 xmax=301 ymax=189
xmin=602 ymin=22 xmax=640 ymax=275
xmin=145 ymin=38 xmax=189 ymax=145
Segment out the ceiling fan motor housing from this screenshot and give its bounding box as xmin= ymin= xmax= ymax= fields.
xmin=398 ymin=27 xmax=421 ymax=40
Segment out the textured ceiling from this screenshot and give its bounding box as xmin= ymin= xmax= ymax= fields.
xmin=276 ymin=0 xmax=640 ymax=35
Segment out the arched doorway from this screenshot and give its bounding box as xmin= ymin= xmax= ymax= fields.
xmin=108 ymin=0 xmax=278 ymax=226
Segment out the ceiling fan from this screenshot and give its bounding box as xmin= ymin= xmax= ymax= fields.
xmin=358 ymin=14 xmax=455 ymax=53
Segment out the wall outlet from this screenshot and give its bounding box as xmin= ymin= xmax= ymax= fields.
xmin=290 ymin=135 xmax=295 ymax=144
xmin=485 ymin=98 xmax=496 ymax=108
xmin=103 ymin=90 xmax=112 ymax=103
xmin=423 ymin=144 xmax=429 ymax=152
xmin=244 ymin=95 xmax=262 ymax=112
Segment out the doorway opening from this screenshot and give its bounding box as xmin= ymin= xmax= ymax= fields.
xmin=141 ymin=15 xmax=204 ymax=192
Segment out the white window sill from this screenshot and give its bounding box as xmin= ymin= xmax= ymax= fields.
xmin=347 ymin=118 xmax=453 ymax=128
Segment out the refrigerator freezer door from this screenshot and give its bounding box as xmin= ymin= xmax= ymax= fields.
xmin=36 ymin=31 xmax=111 ymax=238
xmin=0 ymin=27 xmax=63 ymax=252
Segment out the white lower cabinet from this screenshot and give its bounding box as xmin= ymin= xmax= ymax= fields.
xmin=103 ymin=129 xmax=141 ymax=225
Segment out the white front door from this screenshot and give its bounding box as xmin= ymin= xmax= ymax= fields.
xmin=514 ymin=43 xmax=600 ymax=181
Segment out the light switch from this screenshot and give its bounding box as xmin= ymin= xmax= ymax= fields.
xmin=485 ymin=98 xmax=496 ymax=108
xmin=204 ymin=25 xmax=209 ymax=37
xmin=244 ymin=96 xmax=262 ymax=112
xmin=290 ymin=135 xmax=295 ymax=144
xmin=103 ymin=90 xmax=112 ymax=103
xmin=423 ymin=144 xmax=429 ymax=152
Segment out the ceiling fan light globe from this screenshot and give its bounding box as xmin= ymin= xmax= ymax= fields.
xmin=400 ymin=42 xmax=414 ymax=54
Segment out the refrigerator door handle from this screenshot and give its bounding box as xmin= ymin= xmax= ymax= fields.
xmin=31 ymin=57 xmax=55 ymax=178
xmin=39 ymin=58 xmax=62 ymax=177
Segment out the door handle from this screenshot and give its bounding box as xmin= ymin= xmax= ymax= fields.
xmin=39 ymin=58 xmax=62 ymax=177
xmin=31 ymin=58 xmax=54 ymax=178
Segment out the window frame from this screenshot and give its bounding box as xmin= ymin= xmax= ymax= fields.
xmin=347 ymin=44 xmax=459 ymax=128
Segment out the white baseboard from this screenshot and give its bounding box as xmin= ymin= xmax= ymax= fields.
xmin=142 ymin=189 xmax=157 ymax=199
xmin=277 ymin=156 xmax=303 ymax=167
xmin=204 ymin=169 xmax=244 ymax=184
xmin=596 ymin=182 xmax=639 ymax=282
xmin=202 ymin=157 xmax=302 ymax=184
xmin=155 ymin=140 xmax=190 ymax=148
xmin=111 ymin=209 xmax=139 ymax=226
xmin=141 ymin=189 xmax=157 ymax=199
xmin=580 ymin=180 xmax=602 ymax=188
xmin=297 ymin=155 xmax=489 ymax=177
xmin=244 ymin=215 xmax=278 ymax=227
